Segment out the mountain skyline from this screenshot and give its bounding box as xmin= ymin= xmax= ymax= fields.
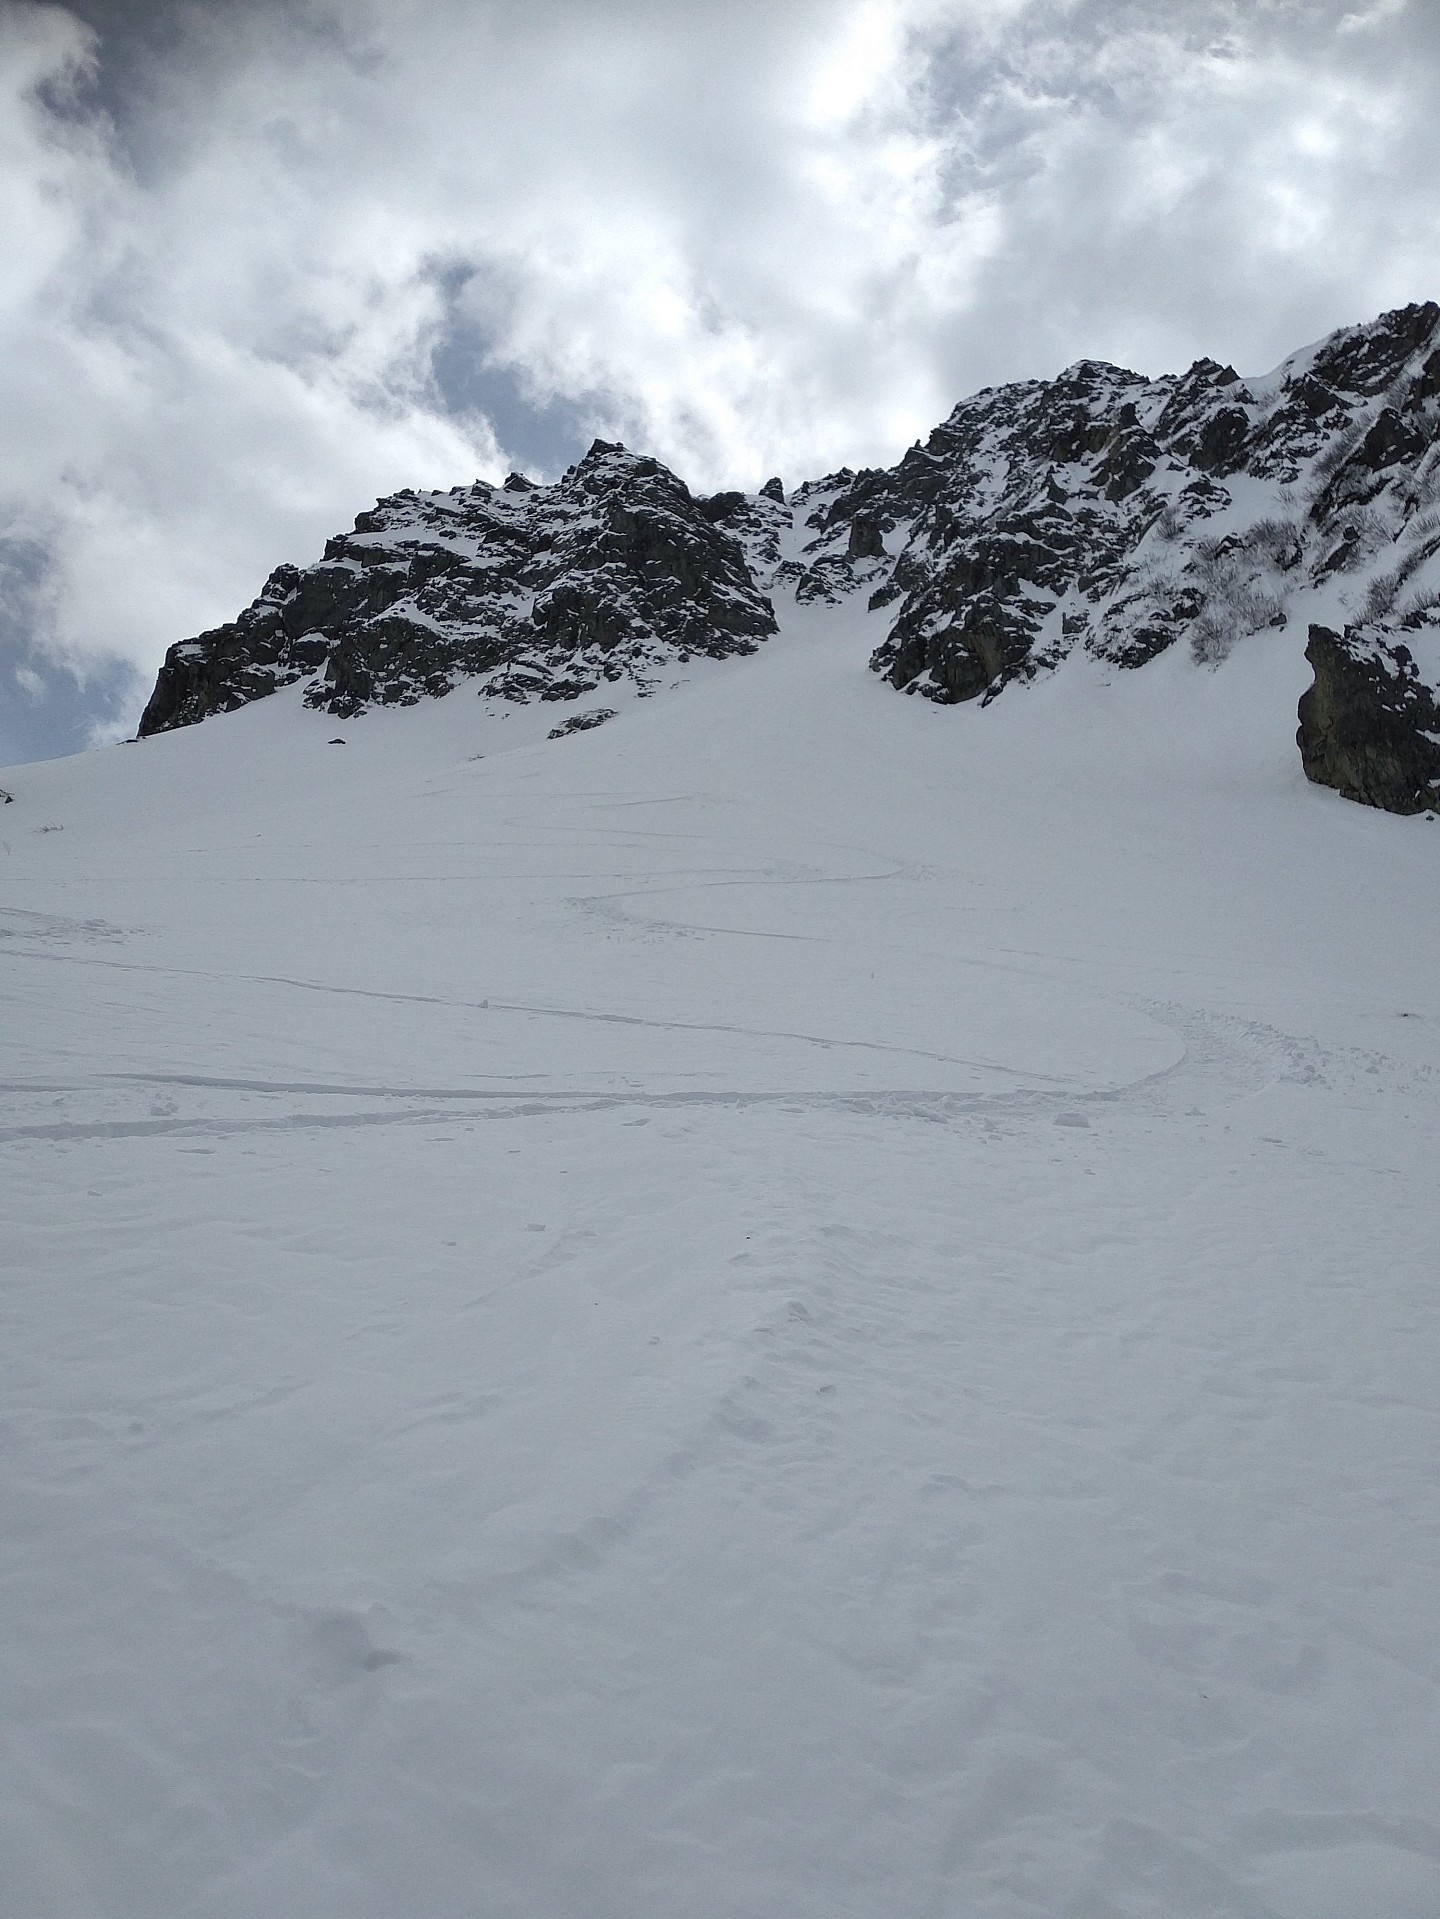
xmin=4 ymin=0 xmax=1440 ymax=761
xmin=122 ymin=299 xmax=1440 ymax=816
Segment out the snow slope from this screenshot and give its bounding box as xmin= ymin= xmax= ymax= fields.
xmin=3 ymin=595 xmax=1439 ymax=1917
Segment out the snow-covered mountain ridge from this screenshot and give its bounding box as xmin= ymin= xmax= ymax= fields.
xmin=139 ymin=302 xmax=1440 ymax=812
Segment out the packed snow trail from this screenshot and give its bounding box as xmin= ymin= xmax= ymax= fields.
xmin=3 ymin=599 xmax=1439 ymax=1917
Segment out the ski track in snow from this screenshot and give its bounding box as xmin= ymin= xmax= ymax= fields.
xmin=2 ymin=598 xmax=1439 ymax=1917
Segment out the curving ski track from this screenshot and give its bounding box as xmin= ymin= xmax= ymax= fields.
xmin=2 ymin=601 xmax=1438 ymax=1918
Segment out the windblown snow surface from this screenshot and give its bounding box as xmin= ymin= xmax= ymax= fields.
xmin=3 ymin=591 xmax=1439 ymax=1918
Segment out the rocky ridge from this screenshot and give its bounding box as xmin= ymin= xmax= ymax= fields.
xmin=796 ymin=302 xmax=1440 ymax=723
xmin=139 ymin=304 xmax=1440 ymax=813
xmin=139 ymin=442 xmax=778 ymax=734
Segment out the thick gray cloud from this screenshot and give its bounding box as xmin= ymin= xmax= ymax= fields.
xmin=2 ymin=0 xmax=1437 ymax=760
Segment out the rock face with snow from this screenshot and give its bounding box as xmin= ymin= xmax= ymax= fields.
xmin=793 ymin=302 xmax=1440 ymax=725
xmin=138 ymin=442 xmax=777 ymax=734
xmin=139 ymin=304 xmax=1440 ymax=814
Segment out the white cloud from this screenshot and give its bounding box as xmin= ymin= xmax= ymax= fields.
xmin=2 ymin=0 xmax=1439 ymax=755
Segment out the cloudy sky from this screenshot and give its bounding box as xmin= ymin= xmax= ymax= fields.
xmin=2 ymin=0 xmax=1437 ymax=761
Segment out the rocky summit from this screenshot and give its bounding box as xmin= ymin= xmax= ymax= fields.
xmin=140 ymin=303 xmax=1440 ymax=814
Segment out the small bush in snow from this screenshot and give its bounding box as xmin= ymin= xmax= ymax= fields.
xmin=1308 ymin=418 xmax=1367 ymax=492
xmin=1154 ymin=501 xmax=1186 ymax=543
xmin=1363 ymin=570 xmax=1402 ymax=621
xmin=1245 ymin=517 xmax=1303 ymax=571
xmin=1187 ymin=533 xmax=1288 ymax=664
xmin=1397 ymin=581 xmax=1440 ymax=624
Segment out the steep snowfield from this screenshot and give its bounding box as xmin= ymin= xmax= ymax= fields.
xmin=3 ymin=599 xmax=1439 ymax=1918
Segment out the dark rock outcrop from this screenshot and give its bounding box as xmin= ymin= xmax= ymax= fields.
xmin=139 ymin=442 xmax=777 ymax=734
xmin=1297 ymin=625 xmax=1440 ymax=814
xmin=548 ymin=707 xmax=617 ymax=739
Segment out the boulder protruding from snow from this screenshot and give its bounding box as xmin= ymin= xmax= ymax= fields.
xmin=1297 ymin=624 xmax=1440 ymax=815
